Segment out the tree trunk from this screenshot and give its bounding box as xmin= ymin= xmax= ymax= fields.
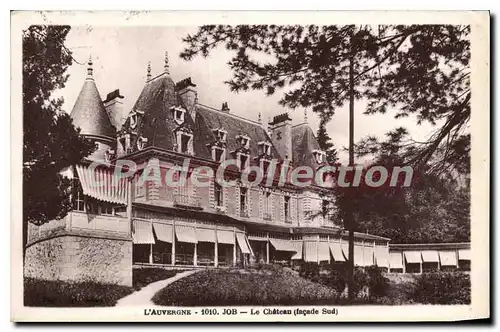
xmin=347 ymin=54 xmax=355 ymax=302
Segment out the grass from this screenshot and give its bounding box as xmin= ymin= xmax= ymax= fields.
xmin=24 ymin=278 xmax=133 ymax=307
xmin=152 ymin=266 xmax=342 ymax=306
xmin=132 ymin=267 xmax=180 ymax=291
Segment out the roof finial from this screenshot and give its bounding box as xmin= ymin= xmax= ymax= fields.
xmin=164 ymin=51 xmax=170 ymax=74
xmin=146 ymin=61 xmax=151 ymax=82
xmin=86 ymin=54 xmax=93 ymax=80
xmin=258 ymin=112 xmax=262 ymax=125
xmin=304 ymin=109 xmax=308 ymax=124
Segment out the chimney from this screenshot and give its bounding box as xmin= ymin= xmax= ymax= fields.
xmin=103 ymin=89 xmax=125 ymax=130
xmin=221 ymin=102 xmax=230 ymax=113
xmin=176 ymin=77 xmax=198 ymax=119
xmin=268 ymin=112 xmax=292 ymax=161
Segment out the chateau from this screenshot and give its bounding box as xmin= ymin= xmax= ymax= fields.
xmin=24 ymin=54 xmax=468 ymax=287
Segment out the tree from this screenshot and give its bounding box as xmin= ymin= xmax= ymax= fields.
xmin=180 ymin=24 xmax=470 ymax=175
xmin=23 ymin=25 xmax=95 ymax=256
xmin=316 ymin=118 xmax=339 ymax=164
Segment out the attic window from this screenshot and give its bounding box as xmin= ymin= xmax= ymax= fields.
xmin=176 ymin=132 xmax=193 ymax=155
xmin=312 ymin=149 xmax=326 ymax=164
xmin=237 ymin=152 xmax=249 ymax=170
xmin=236 ymin=135 xmax=251 ymax=149
xmin=213 ymin=128 xmax=227 ymax=143
xmin=212 ymin=146 xmax=225 ymax=162
xmin=258 ymin=141 xmax=272 ymax=156
xmin=170 ymin=106 xmax=186 ymax=125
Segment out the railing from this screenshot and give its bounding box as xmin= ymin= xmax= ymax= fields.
xmin=284 ymin=216 xmax=293 ymax=224
xmin=175 ymin=253 xmax=194 ymax=265
xmin=173 ymin=193 xmax=201 ymax=208
xmin=240 ymin=207 xmax=249 ymax=218
xmin=197 ymin=254 xmax=215 ymax=266
xmin=263 ymin=212 xmax=272 ymax=221
xmin=217 ymin=256 xmax=232 ymax=267
xmin=153 ymin=252 xmax=172 ymax=265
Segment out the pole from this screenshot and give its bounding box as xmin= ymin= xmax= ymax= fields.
xmin=347 ymin=53 xmax=356 ymax=302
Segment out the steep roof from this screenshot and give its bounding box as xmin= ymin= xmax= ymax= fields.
xmin=195 ymin=105 xmax=281 ymax=164
xmin=70 ymin=78 xmax=115 ymax=139
xmin=291 ymin=123 xmax=322 ymax=168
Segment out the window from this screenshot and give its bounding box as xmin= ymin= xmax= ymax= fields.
xmin=240 ymin=187 xmax=248 ymax=216
xmin=322 ymin=199 xmax=328 ymax=216
xmin=213 ymin=128 xmax=227 ymax=142
xmin=264 ymin=191 xmax=272 ymax=220
xmin=284 ymin=196 xmax=291 ymax=221
xmin=215 ymin=182 xmax=223 ymax=207
xmin=236 ymin=135 xmax=251 ymax=149
xmin=313 ymin=149 xmax=326 ymax=164
xmin=181 ymin=134 xmax=190 ymax=153
xmin=100 ymin=203 xmax=115 ymax=216
xmin=238 ymin=153 xmax=249 ymax=170
xmin=176 ymin=132 xmax=193 ymax=155
xmin=73 ymin=181 xmax=85 ymax=212
xmin=261 ymin=159 xmax=270 ymax=177
xmin=213 ymin=147 xmax=225 ymax=162
xmin=258 ymin=141 xmax=272 ymax=156
xmin=171 ymin=106 xmax=186 ymax=125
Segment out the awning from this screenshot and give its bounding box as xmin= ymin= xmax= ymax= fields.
xmin=152 ymin=223 xmax=173 ymax=243
xmin=133 ymin=220 xmax=155 ymax=244
xmin=236 ymin=233 xmax=251 ymax=254
xmin=270 ymin=238 xmax=295 ymax=252
xmin=439 ymin=251 xmax=457 ymax=266
xmin=196 ymin=228 xmax=216 ymax=243
xmin=374 ymin=246 xmax=390 ymax=268
xmin=341 ymin=242 xmax=349 ymax=260
xmin=175 ymin=226 xmax=197 ymax=244
xmin=291 ymin=241 xmax=303 ymax=260
xmin=245 ymin=236 xmax=255 ymax=256
xmin=217 ymin=230 xmax=234 ymax=245
xmin=303 ymin=242 xmax=317 ymax=262
xmin=76 ymin=165 xmax=128 ymax=204
xmin=363 ymin=246 xmax=374 ymax=266
xmin=421 ymin=250 xmax=439 ymax=262
xmin=354 ymin=245 xmax=364 ymax=266
xmin=458 ymin=249 xmax=471 ymax=260
xmin=404 ymin=251 xmax=422 ymax=264
xmin=318 ymin=242 xmax=330 ymax=262
xmin=329 ymin=242 xmax=345 ymax=262
xmin=389 ymin=252 xmax=403 ymax=269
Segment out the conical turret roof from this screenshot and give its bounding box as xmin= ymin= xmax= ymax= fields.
xmin=70 ymin=57 xmax=115 ymax=139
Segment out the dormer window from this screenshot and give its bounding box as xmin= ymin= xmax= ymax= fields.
xmin=313 ymin=149 xmax=326 ymax=164
xmin=236 ymin=134 xmax=251 ymax=149
xmin=213 ymin=128 xmax=227 ymax=143
xmin=258 ymin=141 xmax=272 ymax=156
xmin=237 ymin=152 xmax=249 ymax=170
xmin=170 ymin=106 xmax=186 ymax=125
xmin=212 ymin=146 xmax=226 ymax=162
xmin=176 ymin=131 xmax=193 ymax=155
xmin=136 ymin=136 xmax=148 ymax=151
xmin=260 ymin=159 xmax=270 ymax=177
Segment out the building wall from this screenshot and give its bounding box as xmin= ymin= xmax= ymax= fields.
xmin=25 ymin=235 xmax=132 ymax=286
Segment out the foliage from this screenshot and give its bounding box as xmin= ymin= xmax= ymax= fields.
xmin=364 ymin=266 xmax=390 ymax=298
xmin=181 ymin=24 xmax=470 ymax=175
xmin=316 ymin=118 xmax=339 ymax=164
xmin=132 ymin=267 xmax=180 ymax=291
xmin=24 ymin=278 xmax=133 ymax=307
xmin=410 ymin=272 xmax=471 ymax=304
xmin=152 ymin=266 xmax=340 ymax=306
xmin=22 ymin=26 xmax=95 ymax=250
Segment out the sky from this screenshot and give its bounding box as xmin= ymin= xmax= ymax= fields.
xmin=58 ymin=26 xmax=438 ymax=163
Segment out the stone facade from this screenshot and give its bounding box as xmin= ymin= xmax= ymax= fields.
xmin=25 ymin=234 xmax=132 ymax=286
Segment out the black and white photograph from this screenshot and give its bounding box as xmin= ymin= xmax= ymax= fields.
xmin=11 ymin=11 xmax=489 ymax=322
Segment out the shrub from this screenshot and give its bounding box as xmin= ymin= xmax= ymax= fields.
xmin=24 ymin=278 xmax=133 ymax=307
xmin=133 ymin=267 xmax=179 ymax=291
xmin=299 ymin=262 xmax=320 ymax=282
xmin=411 ymin=272 xmax=470 ymax=304
xmin=365 ymin=266 xmax=390 ymax=298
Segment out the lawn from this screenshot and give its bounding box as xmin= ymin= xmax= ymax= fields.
xmin=132 ymin=267 xmax=180 ymax=291
xmin=152 ymin=266 xmax=341 ymax=306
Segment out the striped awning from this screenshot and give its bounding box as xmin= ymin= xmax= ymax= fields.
xmin=458 ymin=249 xmax=471 ymax=260
xmin=196 ymin=228 xmax=216 ymax=243
xmin=363 ymin=246 xmax=374 ymax=266
xmin=354 ymin=245 xmax=364 ymax=266
xmin=374 ymin=246 xmax=390 ymax=268
xmin=291 ymin=241 xmax=303 ymax=260
xmin=270 ymin=239 xmax=295 ymax=252
xmin=318 ymin=242 xmax=330 ymax=262
xmin=175 ymin=226 xmax=197 ymax=244
xmin=329 ymin=242 xmax=345 ymax=262
xmin=439 ymin=251 xmax=457 ymax=266
xmin=303 ymin=242 xmax=317 ymax=262
xmin=404 ymin=251 xmax=422 ymax=264
xmin=217 ymin=230 xmax=234 ymax=245
xmin=421 ymin=250 xmax=439 ymax=262
xmin=341 ymin=242 xmax=349 ymax=260
xmin=236 ymin=233 xmax=251 ymax=254
xmin=133 ymin=220 xmax=155 ymax=244
xmin=245 ymin=237 xmax=255 ymax=256
xmin=76 ymin=165 xmax=128 ymax=204
xmin=389 ymin=252 xmax=403 ymax=269
xmin=152 ymin=223 xmax=173 ymax=243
